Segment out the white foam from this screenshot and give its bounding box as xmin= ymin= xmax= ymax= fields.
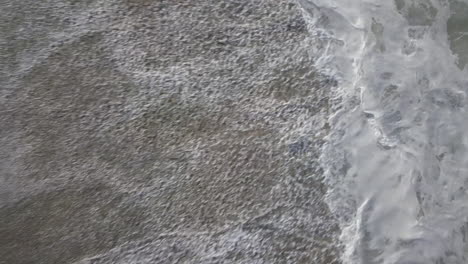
xmin=300 ymin=0 xmax=468 ymax=263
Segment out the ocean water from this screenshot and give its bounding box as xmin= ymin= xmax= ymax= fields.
xmin=0 ymin=1 xmax=342 ymax=263
xmin=299 ymin=0 xmax=468 ymax=263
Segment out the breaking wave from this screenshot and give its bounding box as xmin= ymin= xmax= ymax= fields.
xmin=300 ymin=0 xmax=468 ymax=263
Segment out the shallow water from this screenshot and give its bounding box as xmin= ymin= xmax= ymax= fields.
xmin=300 ymin=0 xmax=468 ymax=263
xmin=0 ymin=1 xmax=341 ymax=263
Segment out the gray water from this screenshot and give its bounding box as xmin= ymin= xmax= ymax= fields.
xmin=3 ymin=0 xmax=466 ymax=263
xmin=0 ymin=0 xmax=340 ymax=263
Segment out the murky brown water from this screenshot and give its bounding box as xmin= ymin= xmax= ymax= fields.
xmin=0 ymin=0 xmax=340 ymax=263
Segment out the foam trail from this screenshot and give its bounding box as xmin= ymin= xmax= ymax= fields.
xmin=300 ymin=0 xmax=468 ymax=263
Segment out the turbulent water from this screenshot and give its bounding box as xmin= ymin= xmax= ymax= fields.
xmin=299 ymin=0 xmax=468 ymax=263
xmin=1 ymin=1 xmax=343 ymax=263
xmin=3 ymin=0 xmax=468 ymax=263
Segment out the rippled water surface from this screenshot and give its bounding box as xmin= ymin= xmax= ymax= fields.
xmin=301 ymin=0 xmax=468 ymax=263
xmin=0 ymin=1 xmax=342 ymax=263
xmin=3 ymin=0 xmax=468 ymax=263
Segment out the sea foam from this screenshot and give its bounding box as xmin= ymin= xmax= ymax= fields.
xmin=300 ymin=0 xmax=468 ymax=263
